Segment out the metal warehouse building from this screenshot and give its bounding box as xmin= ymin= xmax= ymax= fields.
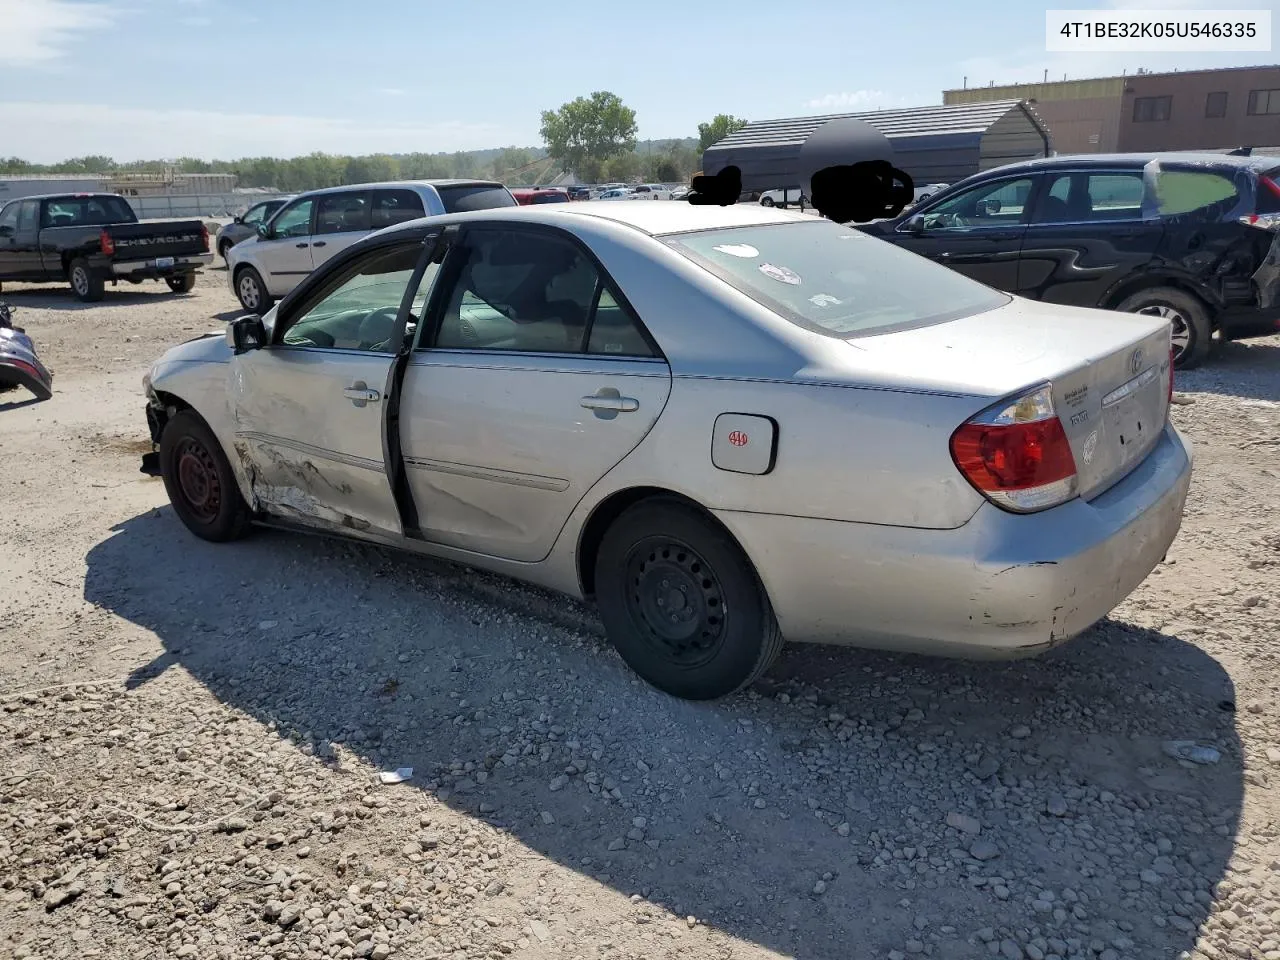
xmin=700 ymin=99 xmax=1051 ymax=191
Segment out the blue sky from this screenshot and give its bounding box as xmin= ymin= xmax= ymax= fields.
xmin=3 ymin=0 xmax=1277 ymax=162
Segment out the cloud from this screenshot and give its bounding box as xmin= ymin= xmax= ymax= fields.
xmin=0 ymin=0 xmax=116 ymax=65
xmin=0 ymin=101 xmax=508 ymax=163
xmin=802 ymin=90 xmax=915 ymax=112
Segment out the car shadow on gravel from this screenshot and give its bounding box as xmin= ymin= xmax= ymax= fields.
xmin=1179 ymin=339 xmax=1280 ymax=404
xmin=85 ymin=509 xmax=1243 ymax=960
xmin=0 ymin=285 xmax=188 ymax=311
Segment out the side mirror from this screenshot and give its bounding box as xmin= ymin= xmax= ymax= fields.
xmin=256 ymin=223 xmax=271 ymax=240
xmin=899 ymin=214 xmax=926 ymax=235
xmin=227 ymin=314 xmax=266 ymax=354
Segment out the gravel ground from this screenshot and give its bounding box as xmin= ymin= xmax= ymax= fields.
xmin=0 ymin=265 xmax=1278 ymax=960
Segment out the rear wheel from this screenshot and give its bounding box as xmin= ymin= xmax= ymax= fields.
xmin=69 ymin=259 xmax=104 ymax=302
xmin=760 ymin=196 xmax=775 ymax=207
xmin=594 ymin=499 xmax=784 ymax=700
xmin=159 ymin=410 xmax=252 ymax=542
xmin=166 ymin=273 xmax=197 ymax=294
xmin=1115 ymin=286 xmax=1212 ymax=370
xmin=234 ymin=265 xmax=272 ymax=313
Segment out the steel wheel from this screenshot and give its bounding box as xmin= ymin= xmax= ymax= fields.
xmin=175 ymin=437 xmax=222 ymax=524
xmin=1136 ymin=304 xmax=1191 ymax=363
xmin=623 ymin=535 xmax=728 ymax=668
xmin=71 ymin=267 xmax=90 ymax=298
xmin=237 ymin=271 xmax=262 ymax=310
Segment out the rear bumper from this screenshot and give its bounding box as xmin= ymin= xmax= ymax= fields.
xmin=111 ymin=253 xmax=212 ymax=278
xmin=714 ymin=421 xmax=1193 ymax=659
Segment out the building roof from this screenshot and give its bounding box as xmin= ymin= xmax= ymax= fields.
xmin=943 ymin=62 xmax=1280 ymax=96
xmin=710 ymin=100 xmax=1042 ymax=151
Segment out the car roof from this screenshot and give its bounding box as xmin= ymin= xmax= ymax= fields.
xmin=371 ymin=198 xmax=807 ymax=241
xmin=294 ymin=179 xmax=505 ymax=198
xmin=5 ymin=192 xmax=128 ymax=203
xmin=989 ymin=151 xmax=1280 ymax=174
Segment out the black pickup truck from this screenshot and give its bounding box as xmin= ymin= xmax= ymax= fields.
xmin=0 ymin=193 xmax=213 ymax=302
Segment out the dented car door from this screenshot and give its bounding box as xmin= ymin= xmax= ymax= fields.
xmin=229 ymin=240 xmax=429 ymax=538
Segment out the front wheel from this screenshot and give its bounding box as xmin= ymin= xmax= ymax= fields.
xmin=166 ymin=274 xmax=197 ymax=294
xmin=69 ymin=259 xmax=104 ymax=302
xmin=1114 ymin=286 xmax=1212 ymax=370
xmin=234 ymin=265 xmax=272 ymax=313
xmin=159 ymin=410 xmax=252 ymax=542
xmin=594 ymin=499 xmax=784 ymax=700
xmin=760 ymin=196 xmax=775 ymax=207
xmin=219 ymin=240 xmax=233 ymax=262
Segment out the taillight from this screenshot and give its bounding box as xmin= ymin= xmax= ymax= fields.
xmin=1167 ymin=346 xmax=1175 ymax=407
xmin=99 ymin=229 xmax=114 ymax=256
xmin=1239 ymin=176 xmax=1280 ymax=231
xmin=201 ymin=223 xmax=210 ymax=252
xmin=949 ymin=384 xmax=1079 ymax=514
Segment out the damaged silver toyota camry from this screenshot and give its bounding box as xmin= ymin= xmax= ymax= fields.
xmin=140 ymin=201 xmax=1193 ymax=700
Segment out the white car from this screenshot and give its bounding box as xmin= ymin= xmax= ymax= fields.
xmin=226 ymin=180 xmax=517 ymax=313
xmin=759 ymin=188 xmax=809 ymax=208
xmin=597 ymin=188 xmax=634 ymax=201
xmin=628 ymin=184 xmax=672 ymax=200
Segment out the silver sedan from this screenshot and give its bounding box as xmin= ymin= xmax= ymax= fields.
xmin=140 ymin=201 xmax=1193 ymax=700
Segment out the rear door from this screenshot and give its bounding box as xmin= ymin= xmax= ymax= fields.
xmin=1018 ymin=168 xmax=1161 ymax=306
xmin=312 ymin=189 xmax=373 ymax=270
xmin=893 ymin=173 xmax=1037 ymax=291
xmin=255 ymin=196 xmax=316 ymax=295
xmin=398 ymin=223 xmax=671 ymax=562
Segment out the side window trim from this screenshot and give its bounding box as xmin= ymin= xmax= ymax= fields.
xmin=270 ymin=237 xmax=433 ymax=348
xmin=416 ymin=222 xmax=665 ymax=361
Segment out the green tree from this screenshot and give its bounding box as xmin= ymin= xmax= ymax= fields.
xmin=344 ymin=153 xmax=399 ymax=184
xmin=602 ymin=151 xmax=641 ymax=183
xmin=697 ymin=114 xmax=748 ymax=153
xmin=540 ymin=91 xmax=638 ymax=176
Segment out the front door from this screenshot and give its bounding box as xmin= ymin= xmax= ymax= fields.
xmin=399 ymin=224 xmax=672 ymax=562
xmin=255 ymin=196 xmax=316 ymax=297
xmin=895 ymin=174 xmax=1038 ymax=292
xmin=229 ymin=237 xmax=430 ymax=538
xmin=311 ymin=189 xmax=373 ymax=271
xmin=1017 ymin=168 xmax=1162 ymax=306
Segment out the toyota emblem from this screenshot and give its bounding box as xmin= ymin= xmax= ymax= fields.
xmin=1129 ymin=347 xmax=1144 ymax=375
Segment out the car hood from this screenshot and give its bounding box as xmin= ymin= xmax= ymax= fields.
xmin=156 ymin=329 xmax=232 ymax=366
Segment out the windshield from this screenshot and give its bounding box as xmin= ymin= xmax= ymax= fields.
xmin=438 ymin=184 xmax=517 ymax=213
xmin=664 ymin=219 xmax=1009 ymax=338
xmin=41 ymin=195 xmax=136 ymax=228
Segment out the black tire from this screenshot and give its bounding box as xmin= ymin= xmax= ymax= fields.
xmin=234 ymin=265 xmax=272 ymax=313
xmin=166 ymin=273 xmax=197 ymax=294
xmin=219 ymin=240 xmax=233 ymax=262
xmin=69 ymin=259 xmax=104 ymax=302
xmin=159 ymin=409 xmax=252 ymax=543
xmin=594 ymin=498 xmax=784 ymax=700
xmin=1114 ymin=286 xmax=1212 ymax=370
xmin=760 ymin=196 xmax=775 ymax=207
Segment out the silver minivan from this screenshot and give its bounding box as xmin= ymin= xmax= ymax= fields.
xmin=226 ymin=180 xmax=517 ymax=312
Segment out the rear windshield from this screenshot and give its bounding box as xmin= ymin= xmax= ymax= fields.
xmin=664 ymin=219 xmax=1009 ymax=338
xmin=437 ymin=184 xmax=517 ymax=213
xmin=532 ymin=192 xmax=568 ymax=204
xmin=42 ymin=195 xmax=136 ymax=228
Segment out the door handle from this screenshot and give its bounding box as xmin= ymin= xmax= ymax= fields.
xmin=342 ymin=381 xmax=381 ymax=407
xmin=295 ymin=242 xmax=309 ymax=249
xmin=312 ymin=241 xmax=327 ymax=248
xmin=581 ymin=393 xmax=639 ymax=413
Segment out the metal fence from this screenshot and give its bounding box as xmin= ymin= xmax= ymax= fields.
xmin=126 ymin=191 xmax=291 ymax=220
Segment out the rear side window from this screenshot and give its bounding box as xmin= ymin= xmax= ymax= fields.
xmin=437 ymin=184 xmax=517 ymax=213
xmin=1033 ymin=171 xmax=1146 ymax=223
xmin=41 ymin=195 xmax=135 ymax=227
xmin=666 ymin=219 xmax=1009 ymax=338
xmin=1150 ymin=170 xmax=1241 ymax=218
xmin=316 ymin=191 xmax=372 ymax=235
xmin=372 ymin=189 xmax=426 ymax=228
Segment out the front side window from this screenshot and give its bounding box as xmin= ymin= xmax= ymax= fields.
xmin=270 ymin=198 xmax=314 ymax=239
xmin=316 ymin=192 xmax=372 ymax=236
xmin=919 ymin=176 xmax=1036 ymax=231
xmin=666 ymin=219 xmax=1009 ymax=339
xmin=1133 ymin=95 xmax=1172 ymax=122
xmin=1247 ymin=89 xmax=1280 ymax=115
xmin=280 ymin=243 xmax=424 ymax=352
xmin=241 ymin=203 xmax=271 ymax=226
xmin=430 ymin=227 xmax=653 ymax=356
xmin=1031 ymin=171 xmax=1147 ymax=224
xmin=0 ymin=202 xmax=17 ymax=233
xmin=18 ymin=201 xmax=39 ymax=230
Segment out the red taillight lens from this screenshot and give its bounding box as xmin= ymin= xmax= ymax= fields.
xmin=1262 ymin=175 xmax=1280 ymax=199
xmin=201 ymin=223 xmax=210 ymax=252
xmin=99 ymin=229 xmax=114 ymax=256
xmin=950 ymin=384 xmax=1079 ymax=513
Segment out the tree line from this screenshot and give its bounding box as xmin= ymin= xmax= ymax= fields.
xmin=0 ymin=97 xmax=748 ymax=191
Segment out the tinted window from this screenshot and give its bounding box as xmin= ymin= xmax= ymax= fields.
xmin=436 ymin=184 xmax=517 ymax=213
xmin=0 ymin=202 xmax=17 ymax=232
xmin=920 ymin=176 xmax=1036 ymax=230
xmin=532 ymin=192 xmax=569 ymax=204
xmin=41 ymin=195 xmax=135 ymax=227
xmin=282 ymin=243 xmax=422 ymax=352
xmin=433 ymin=228 xmax=600 ymax=353
xmin=371 ymin=189 xmax=426 ymax=229
xmin=271 ymin=198 xmax=314 ymax=238
xmin=666 ymin=220 xmax=1009 ymax=338
xmin=316 ymin=191 xmax=372 ymax=235
xmin=1032 ymin=171 xmax=1146 ymax=223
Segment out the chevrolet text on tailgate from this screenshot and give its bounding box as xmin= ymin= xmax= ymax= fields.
xmin=141 ymin=204 xmax=1193 ymax=702
xmin=0 ymin=192 xmax=213 ymax=302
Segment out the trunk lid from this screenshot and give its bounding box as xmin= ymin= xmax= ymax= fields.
xmin=818 ymin=296 xmax=1173 ymax=499
xmin=106 ymin=220 xmax=207 ymax=259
